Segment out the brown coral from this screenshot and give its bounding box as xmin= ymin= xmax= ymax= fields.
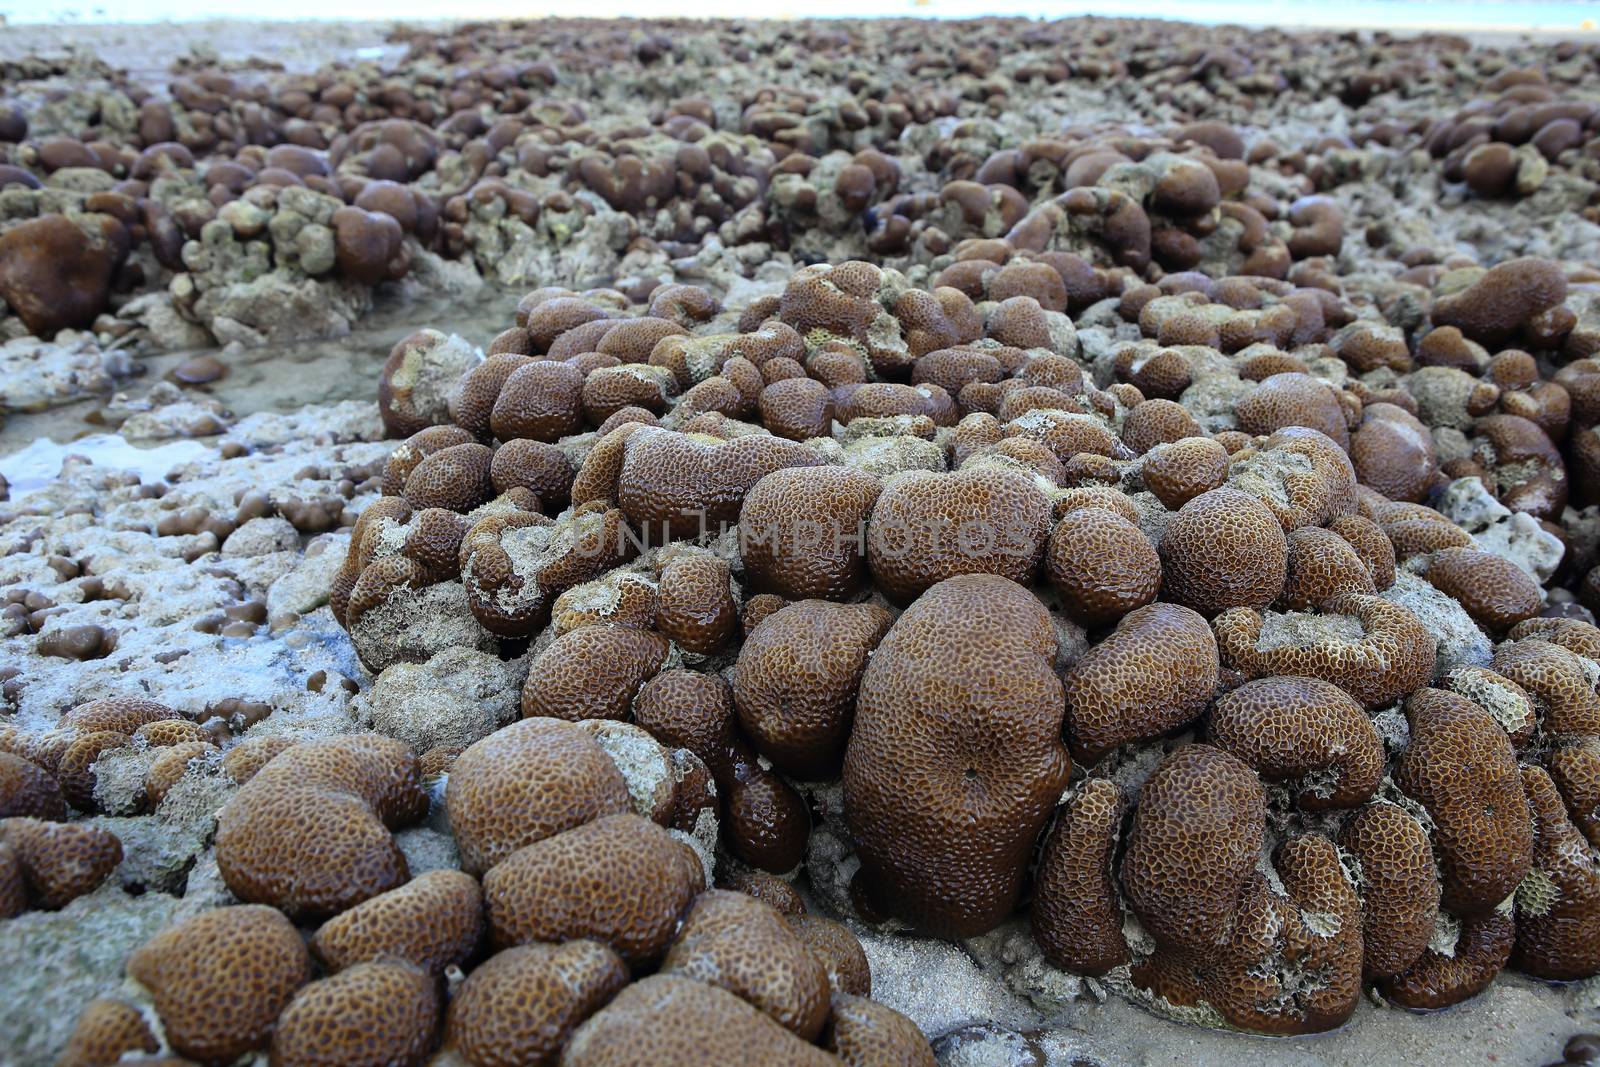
xmin=1424 ymin=548 xmax=1542 ymax=631
xmin=1062 ymin=602 xmax=1219 ymax=762
xmin=1158 ymin=487 xmax=1287 ymax=616
xmin=661 ymin=889 xmax=832 ymax=1040
xmin=732 ymin=600 xmax=895 ymax=780
xmin=634 ymin=669 xmax=811 ymax=874
xmin=127 ymin=905 xmax=313 ymax=1063
xmin=1215 ymin=672 xmax=1382 ymax=803
xmin=460 ymin=505 xmax=634 ymax=639
xmin=1433 ymin=257 xmax=1568 ymax=348
xmin=57 ymin=998 xmax=159 ymax=1067
xmin=445 ymin=718 xmax=631 ymax=876
xmin=1141 ymin=437 xmax=1228 ymax=509
xmin=519 ymin=624 xmax=669 ymax=720
xmin=865 ymin=467 xmax=1052 ymax=604
xmin=1351 ymin=404 xmax=1438 ymax=502
xmin=1493 ymin=638 xmax=1600 ymax=736
xmin=1513 ymin=765 xmax=1600 ymax=980
xmin=825 ymin=994 xmax=937 ymax=1067
xmin=844 ymin=573 xmax=1071 ymax=936
xmin=1380 ymin=912 xmax=1515 ymax=1010
xmin=655 ymin=553 xmax=737 ymax=654
xmin=0 ymin=751 xmax=65 ymax=820
xmin=0 ymin=818 xmax=121 ymax=909
xmin=1045 ymin=507 xmax=1161 ymax=627
xmin=561 ymin=975 xmax=838 ymax=1066
xmin=1030 ymin=778 xmax=1129 ymax=975
xmin=586 ymin=426 xmax=824 ymax=543
xmin=1233 ymin=372 xmax=1351 ymax=449
xmin=789 ymin=914 xmax=870 ymax=997
xmin=1395 ymin=688 xmax=1533 ymax=916
xmin=1124 ymin=746 xmax=1362 ymax=1034
xmin=214 ymin=734 xmax=426 ymax=919
xmin=1549 ymin=740 xmax=1600 ymax=847
xmin=1339 ymin=802 xmax=1440 ymax=979
xmin=1279 ymin=526 xmax=1377 ymax=610
xmin=270 ymin=959 xmax=438 ymax=1067
xmin=1121 ymin=744 xmax=1265 ymax=966
xmin=445 ymin=941 xmax=628 ymax=1067
xmin=1214 ymin=593 xmax=1435 ymax=707
xmin=309 ymin=868 xmax=483 ymax=976
xmin=739 ymin=465 xmax=881 ymax=601
xmin=483 ymin=813 xmax=705 ymax=964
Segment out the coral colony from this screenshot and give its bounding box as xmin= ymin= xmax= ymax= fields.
xmin=4 ymin=14 xmax=1600 ymax=1067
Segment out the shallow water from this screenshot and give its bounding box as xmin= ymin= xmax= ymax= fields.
xmin=0 ymin=285 xmax=524 ymax=462
xmin=9 ymin=3 xmax=1600 ymax=31
xmin=0 ymin=434 xmax=213 ymax=498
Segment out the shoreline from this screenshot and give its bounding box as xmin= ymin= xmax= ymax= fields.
xmin=1 ymin=17 xmax=1595 ymax=76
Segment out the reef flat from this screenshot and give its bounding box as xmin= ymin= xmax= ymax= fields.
xmin=4 ymin=15 xmax=1600 ymax=1067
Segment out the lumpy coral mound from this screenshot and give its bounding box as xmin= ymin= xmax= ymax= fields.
xmin=13 ymin=11 xmax=1600 ymax=1063
xmin=845 ymin=573 xmax=1071 ymax=937
xmin=309 ymin=225 xmax=1600 ymax=1047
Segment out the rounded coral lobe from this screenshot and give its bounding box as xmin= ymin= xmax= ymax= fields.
xmin=865 ymin=467 xmax=1054 ymax=604
xmin=733 ymin=600 xmax=895 ymax=780
xmin=1045 ymin=506 xmax=1161 ymax=627
xmin=739 ymin=465 xmax=881 ymax=602
xmin=1159 ymin=486 xmax=1288 ymax=616
xmin=1032 ymin=778 xmax=1129 ymax=976
xmin=844 ymin=573 xmax=1071 ymax=937
xmin=445 ymin=940 xmax=629 ymax=1067
xmin=1396 ymin=688 xmax=1534 ymax=917
xmin=127 ymin=905 xmax=314 ymax=1063
xmin=214 ymin=734 xmax=427 ymax=919
xmin=1207 ymin=675 xmax=1384 ymax=810
xmin=1063 ymin=601 xmax=1218 ymax=763
xmin=484 ymin=813 xmax=705 ymax=964
xmin=446 ymin=718 xmax=632 ymax=877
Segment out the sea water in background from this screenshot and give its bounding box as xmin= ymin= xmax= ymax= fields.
xmin=5 ymin=0 xmax=1600 ymax=30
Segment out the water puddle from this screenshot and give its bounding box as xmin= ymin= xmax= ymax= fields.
xmin=0 ymin=433 xmax=213 ymax=499
xmin=0 ymin=285 xmax=523 ymax=461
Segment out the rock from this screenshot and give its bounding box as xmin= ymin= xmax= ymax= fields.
xmin=1380 ymin=571 xmax=1493 ymax=678
xmin=0 ymin=882 xmax=178 ymax=1064
xmin=295 ymin=223 xmax=336 ymax=275
xmin=116 ymin=292 xmax=214 ymax=352
xmin=171 ymin=354 xmax=226 ymax=385
xmin=856 ymin=923 xmax=1037 ymax=1038
xmin=394 ymin=825 xmax=461 ymax=875
xmin=0 ymin=331 xmax=136 ymax=413
xmin=119 ymin=398 xmax=231 ymax=441
xmin=92 ymin=803 xmax=213 ymax=894
xmin=218 ymin=198 xmax=270 ymax=238
xmin=201 ymin=271 xmax=372 ymax=347
xmin=360 ymin=646 xmax=521 ymax=751
xmin=223 ymin=517 xmax=301 ymax=559
xmin=348 ymin=578 xmax=496 ymax=674
xmin=404 ymin=244 xmax=484 ymax=296
xmin=225 ymin=401 xmax=386 ymax=450
xmin=1436 ymin=477 xmax=1564 ymax=582
xmin=267 ymin=537 xmax=349 ymax=618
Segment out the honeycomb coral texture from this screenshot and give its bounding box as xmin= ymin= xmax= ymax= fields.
xmin=16 ymin=12 xmax=1600 ymax=1064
